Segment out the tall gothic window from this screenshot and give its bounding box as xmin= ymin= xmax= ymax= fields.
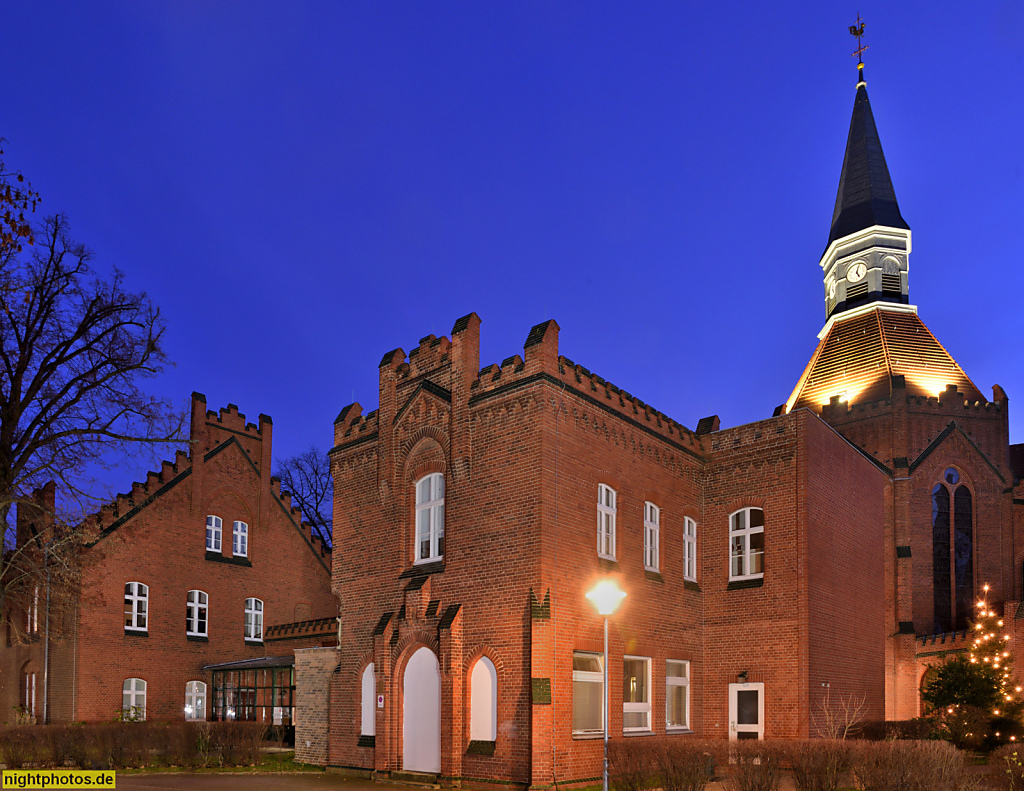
xmin=932 ymin=467 xmax=973 ymax=633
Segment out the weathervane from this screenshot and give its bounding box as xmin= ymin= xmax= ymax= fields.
xmin=849 ymin=13 xmax=868 ymax=64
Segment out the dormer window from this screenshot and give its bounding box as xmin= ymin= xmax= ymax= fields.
xmin=206 ymin=516 xmax=222 ymax=552
xmin=415 ymin=473 xmax=445 ymax=563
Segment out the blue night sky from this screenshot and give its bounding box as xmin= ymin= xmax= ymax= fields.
xmin=4 ymin=2 xmax=1023 ymax=477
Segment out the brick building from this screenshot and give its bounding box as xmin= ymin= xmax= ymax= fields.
xmin=293 ymin=63 xmax=1024 ymax=785
xmin=0 ymin=393 xmax=336 ymax=725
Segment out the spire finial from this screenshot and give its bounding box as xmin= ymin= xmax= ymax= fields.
xmin=849 ymin=13 xmax=868 ymax=85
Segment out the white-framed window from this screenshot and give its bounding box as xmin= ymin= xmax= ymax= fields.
xmin=206 ymin=515 xmax=222 ymax=552
xmin=27 ymin=586 xmax=39 ymax=634
xmin=185 ymin=680 xmax=206 ymax=721
xmin=186 ymin=590 xmax=208 ymax=637
xmin=623 ymin=656 xmax=652 ymax=732
xmin=470 ymin=656 xmax=498 ymax=741
xmin=124 ymin=582 xmax=149 ymax=632
xmin=666 ymin=660 xmax=690 ymax=730
xmin=572 ymin=651 xmax=604 ymax=735
xmin=415 ymin=473 xmax=445 ymax=563
xmin=23 ymin=670 xmax=36 ymax=717
xmin=643 ymin=502 xmax=660 ymax=571
xmin=232 ymin=520 xmax=248 ymax=557
xmin=245 ymin=597 xmax=263 ymax=641
xmin=683 ymin=517 xmax=697 ymax=582
xmin=597 ymin=484 xmax=617 ymax=559
xmin=361 ymin=663 xmax=376 ymax=736
xmin=729 ymin=507 xmax=765 ymax=581
xmin=123 ymin=678 xmax=146 ymax=720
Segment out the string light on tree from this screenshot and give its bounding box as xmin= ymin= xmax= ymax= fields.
xmin=969 ymin=584 xmax=1018 ymax=725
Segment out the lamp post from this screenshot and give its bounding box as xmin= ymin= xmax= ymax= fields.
xmin=586 ymin=580 xmax=626 ymax=791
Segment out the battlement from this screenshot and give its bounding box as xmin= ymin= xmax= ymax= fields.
xmin=90 ymin=448 xmax=192 ymax=533
xmin=821 ymin=380 xmax=1005 ymax=421
xmin=202 ymin=400 xmax=268 ymax=438
xmin=333 ymin=402 xmax=381 ymax=447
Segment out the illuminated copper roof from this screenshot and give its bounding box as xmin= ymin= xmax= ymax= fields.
xmin=787 ymin=307 xmax=983 ymax=412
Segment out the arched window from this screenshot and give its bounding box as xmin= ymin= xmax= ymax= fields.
xmin=470 ymin=656 xmax=497 ymax=742
xmin=683 ymin=517 xmax=698 ymax=582
xmin=729 ymin=508 xmax=765 ymax=581
xmin=643 ymin=502 xmax=660 ymax=572
xmin=186 ymin=590 xmax=208 ymax=637
xmin=597 ymin=484 xmax=617 ymax=560
xmin=361 ymin=663 xmax=376 ymax=736
xmin=22 ymin=666 xmax=36 ymax=718
xmin=122 ymin=678 xmax=146 ymax=720
xmin=185 ymin=681 xmax=206 ymax=721
xmin=415 ymin=473 xmax=445 ymax=563
xmin=245 ymin=598 xmax=263 ymax=641
xmin=124 ymin=582 xmax=149 ymax=632
xmin=932 ymin=468 xmax=973 ymax=633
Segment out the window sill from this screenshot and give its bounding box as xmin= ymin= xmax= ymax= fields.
xmin=666 ymin=727 xmax=694 ymax=734
xmin=399 ymin=560 xmax=445 ymax=579
xmin=466 ymin=740 xmax=496 ymax=756
xmin=244 ymin=639 xmax=264 ymax=646
xmin=644 ymin=570 xmax=664 ymax=583
xmin=187 ymin=634 xmax=209 ymax=643
xmin=684 ymin=579 xmax=701 ymax=592
xmin=124 ymin=629 xmax=148 ymax=637
xmin=572 ymin=732 xmax=605 ymax=740
xmin=623 ymin=730 xmax=656 ymax=737
xmin=597 ymin=557 xmax=619 ymax=572
xmin=205 ymin=551 xmax=252 ymax=567
xmin=727 ymin=577 xmax=764 ymax=591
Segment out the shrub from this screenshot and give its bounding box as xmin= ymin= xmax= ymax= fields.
xmin=717 ymin=740 xmax=784 ymax=791
xmin=654 ymin=738 xmax=716 ymax=791
xmin=42 ymin=724 xmax=92 ymax=768
xmin=609 ymin=737 xmax=655 ymax=791
xmin=212 ymin=721 xmax=266 ymax=767
xmin=851 ymin=740 xmax=978 ymax=791
xmin=0 ymin=726 xmax=38 ymax=769
xmin=780 ymin=739 xmax=852 ymax=791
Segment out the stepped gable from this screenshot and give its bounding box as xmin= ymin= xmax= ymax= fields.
xmin=786 ymin=308 xmax=984 ymax=412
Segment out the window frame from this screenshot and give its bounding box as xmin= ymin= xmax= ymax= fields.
xmin=185 ymin=680 xmax=207 ymax=721
xmin=24 ymin=670 xmax=36 ymax=717
xmin=572 ymin=651 xmax=605 ymax=736
xmin=622 ymin=655 xmax=652 ymax=733
xmin=683 ymin=517 xmax=698 ymax=582
xmin=729 ymin=507 xmax=765 ymax=582
xmin=414 ymin=473 xmax=445 ymax=564
xmin=643 ymin=502 xmax=660 ymax=572
xmin=123 ymin=677 xmax=147 ymax=720
xmin=361 ymin=663 xmax=376 ymax=736
xmin=666 ymin=659 xmax=691 ymax=731
xmin=470 ymin=656 xmax=498 ymax=742
xmin=232 ymin=520 xmax=248 ymax=557
xmin=186 ymin=590 xmax=208 ymax=637
xmin=206 ymin=515 xmax=222 ymax=553
xmin=597 ymin=484 xmax=617 ymax=560
xmin=124 ymin=582 xmax=149 ymax=633
xmin=244 ymin=597 xmax=264 ymax=642
xmin=27 ymin=585 xmax=39 ymax=635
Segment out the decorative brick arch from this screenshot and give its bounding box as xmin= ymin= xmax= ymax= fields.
xmin=399 ymin=428 xmax=450 ymax=482
xmin=727 ymin=496 xmax=768 ymax=514
xmin=392 ymin=631 xmax=440 ymax=670
xmin=203 ymin=486 xmax=255 ymax=527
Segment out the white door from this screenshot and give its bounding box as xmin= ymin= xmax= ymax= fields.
xmin=728 ymin=682 xmax=764 ymax=740
xmin=403 ymin=647 xmax=441 ymax=773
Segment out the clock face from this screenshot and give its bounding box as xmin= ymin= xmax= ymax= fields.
xmin=847 ymin=262 xmax=867 ymax=283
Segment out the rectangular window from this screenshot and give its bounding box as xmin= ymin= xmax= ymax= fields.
xmin=206 ymin=515 xmax=222 ymax=552
xmin=597 ymin=484 xmax=617 ymax=560
xmin=683 ymin=517 xmax=697 ymax=581
xmin=623 ymin=656 xmax=651 ymax=732
xmin=415 ymin=474 xmax=445 ymax=563
xmin=729 ymin=508 xmax=765 ymax=581
xmin=245 ymin=598 xmax=263 ymax=641
xmin=643 ymin=502 xmax=660 ymax=571
xmin=572 ymin=651 xmax=604 ymax=735
xmin=666 ymin=660 xmax=690 ymax=730
xmin=27 ymin=586 xmax=39 ymax=634
xmin=233 ymin=520 xmax=248 ymax=557
xmin=186 ymin=590 xmax=208 ymax=637
xmin=124 ymin=582 xmax=149 ymax=632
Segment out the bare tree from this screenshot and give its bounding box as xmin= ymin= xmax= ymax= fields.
xmin=275 ymin=446 xmax=333 ymax=547
xmin=1 ymin=140 xmax=39 ymax=255
xmin=1 ymin=183 xmax=185 ymax=634
xmin=811 ymin=683 xmax=867 ymax=739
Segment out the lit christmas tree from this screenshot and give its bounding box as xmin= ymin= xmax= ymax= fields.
xmin=969 ymin=584 xmax=1023 ymax=745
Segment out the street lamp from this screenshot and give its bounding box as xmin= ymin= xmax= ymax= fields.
xmin=586 ymin=580 xmax=626 ymax=791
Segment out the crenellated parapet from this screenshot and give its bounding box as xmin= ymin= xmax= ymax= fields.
xmin=87 ymin=449 xmax=192 ymax=538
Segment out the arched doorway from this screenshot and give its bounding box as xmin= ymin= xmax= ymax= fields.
xmin=403 ymin=646 xmax=440 ymax=773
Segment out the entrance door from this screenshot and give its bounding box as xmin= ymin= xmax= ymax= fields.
xmin=728 ymin=682 xmax=764 ymax=740
xmin=403 ymin=647 xmax=441 ymax=773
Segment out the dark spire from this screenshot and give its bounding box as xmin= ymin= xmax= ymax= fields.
xmin=826 ymin=78 xmax=909 ymax=248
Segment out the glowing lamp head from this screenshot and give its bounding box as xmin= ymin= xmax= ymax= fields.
xmin=586 ymin=580 xmax=626 ymax=616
